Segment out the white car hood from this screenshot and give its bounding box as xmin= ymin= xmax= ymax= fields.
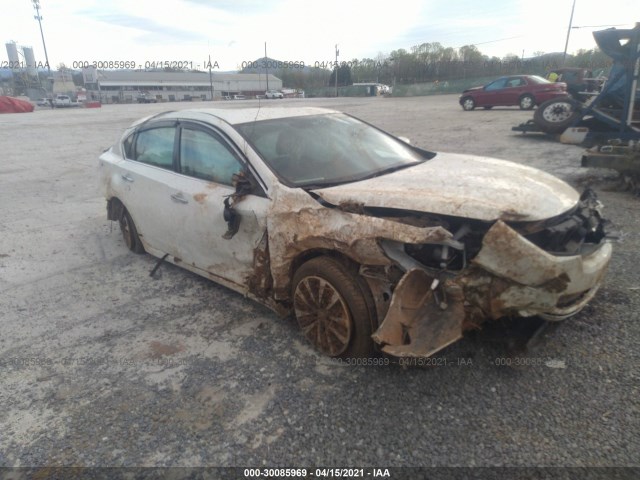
xmin=311 ymin=152 xmax=579 ymax=222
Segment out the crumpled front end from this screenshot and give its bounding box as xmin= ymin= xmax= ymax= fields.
xmin=470 ymin=220 xmax=612 ymax=320
xmin=372 ymin=190 xmax=612 ymax=358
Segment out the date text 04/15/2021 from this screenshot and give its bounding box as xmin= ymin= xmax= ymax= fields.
xmin=243 ymin=468 xmax=391 ymax=478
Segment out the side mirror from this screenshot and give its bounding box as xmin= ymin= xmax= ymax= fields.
xmin=222 ymin=170 xmax=257 ymax=240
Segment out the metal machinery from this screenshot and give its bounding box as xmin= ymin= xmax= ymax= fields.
xmin=512 ymin=24 xmax=640 ymax=182
xmin=513 ymin=23 xmax=640 ymax=145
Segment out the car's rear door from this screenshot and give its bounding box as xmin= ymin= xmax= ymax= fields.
xmin=501 ymin=77 xmax=527 ymax=105
xmin=116 ymin=121 xmax=184 ymax=257
xmin=170 ymin=120 xmax=270 ymax=287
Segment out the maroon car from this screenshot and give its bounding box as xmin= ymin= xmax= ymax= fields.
xmin=459 ymin=75 xmax=567 ymax=111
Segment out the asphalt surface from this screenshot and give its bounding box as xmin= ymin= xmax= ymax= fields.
xmin=0 ymin=95 xmax=638 ymax=474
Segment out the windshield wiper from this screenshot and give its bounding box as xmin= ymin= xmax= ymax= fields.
xmin=300 ymin=161 xmax=424 ymax=190
xmin=352 ymin=160 xmax=424 ymax=183
xmin=300 ymin=179 xmax=352 ymax=190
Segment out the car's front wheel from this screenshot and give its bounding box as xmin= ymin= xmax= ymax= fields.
xmin=461 ymin=96 xmax=475 ymax=111
xmin=292 ymin=257 xmax=375 ymax=358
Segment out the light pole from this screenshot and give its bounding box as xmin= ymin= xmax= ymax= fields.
xmin=562 ymin=0 xmax=577 ymax=65
xmin=335 ymin=44 xmax=339 ymax=97
xmin=265 ymin=42 xmax=269 ymax=91
xmin=32 ymin=0 xmax=52 ymax=92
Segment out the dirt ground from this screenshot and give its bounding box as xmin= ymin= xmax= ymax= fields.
xmin=0 ymin=95 xmax=638 ymax=471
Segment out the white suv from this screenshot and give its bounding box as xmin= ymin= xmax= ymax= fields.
xmin=54 ymin=95 xmax=72 ymax=107
xmin=265 ymin=90 xmax=284 ymax=99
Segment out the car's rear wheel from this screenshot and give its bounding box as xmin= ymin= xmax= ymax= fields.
xmin=533 ymin=97 xmax=581 ymax=134
xmin=292 ymin=257 xmax=375 ymax=358
xmin=461 ymin=96 xmax=475 ymax=111
xmin=519 ymin=94 xmax=535 ymax=110
xmin=119 ymin=209 xmax=145 ymax=254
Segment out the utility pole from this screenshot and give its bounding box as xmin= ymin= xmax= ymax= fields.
xmin=265 ymin=42 xmax=269 ymax=91
xmin=32 ymin=0 xmax=52 ymax=93
xmin=335 ymin=44 xmax=339 ymax=97
xmin=562 ymin=0 xmax=577 ymax=65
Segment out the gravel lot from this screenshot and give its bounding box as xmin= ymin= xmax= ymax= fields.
xmin=0 ymin=95 xmax=638 ymax=473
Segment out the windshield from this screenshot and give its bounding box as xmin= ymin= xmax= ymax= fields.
xmin=235 ymin=113 xmax=430 ymax=187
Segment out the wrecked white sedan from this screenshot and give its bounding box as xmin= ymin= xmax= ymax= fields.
xmin=99 ymin=107 xmax=612 ymax=358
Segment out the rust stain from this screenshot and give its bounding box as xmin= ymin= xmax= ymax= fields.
xmin=194 ymin=193 xmax=208 ymax=204
xmin=267 ymin=202 xmax=456 ymax=300
xmin=541 ymin=273 xmax=571 ymax=293
xmin=148 ymin=341 xmax=185 ymax=359
xmin=246 ymin=233 xmax=273 ymax=298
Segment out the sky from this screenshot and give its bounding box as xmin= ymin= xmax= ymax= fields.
xmin=1 ymin=0 xmax=638 ymax=72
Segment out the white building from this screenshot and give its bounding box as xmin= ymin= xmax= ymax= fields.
xmin=87 ymin=70 xmax=283 ymax=103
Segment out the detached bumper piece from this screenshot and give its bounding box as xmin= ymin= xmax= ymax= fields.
xmin=372 ymin=269 xmax=465 ymax=358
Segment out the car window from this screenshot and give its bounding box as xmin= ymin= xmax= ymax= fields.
xmin=485 ymin=78 xmax=508 ymax=91
xmin=179 ymin=128 xmax=243 ymax=185
xmin=506 ymin=78 xmax=524 ymax=88
xmin=133 ymin=127 xmax=176 ymax=169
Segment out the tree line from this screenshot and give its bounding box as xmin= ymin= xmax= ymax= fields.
xmin=257 ymin=42 xmax=613 ymax=89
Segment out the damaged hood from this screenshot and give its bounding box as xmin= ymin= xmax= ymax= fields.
xmin=312 ymin=153 xmax=579 ymax=222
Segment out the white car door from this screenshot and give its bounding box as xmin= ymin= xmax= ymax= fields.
xmin=169 ymin=122 xmax=270 ymax=287
xmin=116 ymin=122 xmax=184 ymax=257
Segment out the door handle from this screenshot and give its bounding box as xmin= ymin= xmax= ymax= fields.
xmin=121 ymin=174 xmax=134 ymax=182
xmin=170 ymin=192 xmax=188 ymax=204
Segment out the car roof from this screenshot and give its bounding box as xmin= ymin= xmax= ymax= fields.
xmin=133 ymin=107 xmax=339 ymax=127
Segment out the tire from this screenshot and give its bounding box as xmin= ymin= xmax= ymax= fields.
xmin=119 ymin=209 xmax=145 ymax=254
xmin=461 ymin=96 xmax=475 ymax=111
xmin=519 ymin=94 xmax=535 ymax=110
xmin=533 ymin=97 xmax=581 ymax=134
xmin=292 ymin=256 xmax=376 ymax=358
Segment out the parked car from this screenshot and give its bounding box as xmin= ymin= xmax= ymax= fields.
xmin=99 ymin=107 xmax=611 ymax=359
xmin=265 ymin=90 xmax=284 ymax=99
xmin=459 ymin=75 xmax=567 ymax=111
xmin=54 ymin=95 xmax=72 ymax=107
xmin=233 ymin=94 xmax=246 ymax=100
xmin=36 ymin=98 xmax=52 ymax=106
xmin=137 ymin=92 xmax=157 ymax=103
